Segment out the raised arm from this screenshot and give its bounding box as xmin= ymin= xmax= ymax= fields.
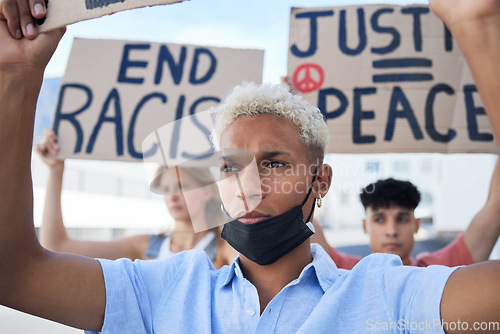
xmin=36 ymin=130 xmax=68 ymax=250
xmin=0 ymin=1 xmax=105 ymax=331
xmin=440 ymin=0 xmax=500 ymax=263
xmin=430 ymin=0 xmax=500 ymax=330
xmin=462 ymin=156 xmax=500 ymax=262
xmin=36 ymin=130 xmax=151 ymax=260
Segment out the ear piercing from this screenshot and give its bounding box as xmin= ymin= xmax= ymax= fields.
xmin=317 ymin=193 xmax=322 ymax=208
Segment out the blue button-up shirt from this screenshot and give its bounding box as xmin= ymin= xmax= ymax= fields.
xmin=89 ymin=244 xmax=457 ymax=333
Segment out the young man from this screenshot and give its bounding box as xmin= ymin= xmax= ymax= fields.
xmin=0 ymin=0 xmax=499 ymax=333
xmin=313 ymin=168 xmax=500 ymax=269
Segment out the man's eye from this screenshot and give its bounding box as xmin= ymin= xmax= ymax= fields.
xmin=220 ymin=164 xmax=238 ymax=173
xmin=262 ymin=161 xmax=286 ymax=168
xmin=374 ymin=217 xmax=384 ymax=223
xmin=398 ymin=218 xmax=409 ymax=223
xmin=269 ymin=161 xmax=285 ymax=168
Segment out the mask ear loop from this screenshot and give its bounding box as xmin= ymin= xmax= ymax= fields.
xmin=302 ymin=165 xmax=319 ymax=224
xmin=301 ymin=165 xmax=319 ymax=206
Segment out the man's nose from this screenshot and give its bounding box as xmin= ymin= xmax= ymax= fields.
xmin=235 ymin=165 xmax=262 ymax=210
xmin=385 ymin=220 xmax=398 ymax=237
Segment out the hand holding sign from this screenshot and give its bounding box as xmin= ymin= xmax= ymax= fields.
xmin=0 ymin=0 xmax=48 ymax=39
xmin=429 ymin=0 xmax=500 ymax=30
xmin=36 ymin=129 xmax=65 ymax=170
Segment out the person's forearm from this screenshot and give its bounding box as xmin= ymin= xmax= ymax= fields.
xmin=486 ymin=157 xmax=500 ymax=238
xmin=437 ymin=2 xmax=500 ymax=263
xmin=441 ymin=260 xmax=500 ymax=333
xmin=447 ymin=13 xmax=500 ymax=148
xmin=0 ymin=69 xmax=46 ymax=289
xmin=39 ymin=164 xmax=70 ymax=251
xmin=464 ymin=208 xmax=500 ymax=262
xmin=463 ymin=157 xmax=500 ymax=262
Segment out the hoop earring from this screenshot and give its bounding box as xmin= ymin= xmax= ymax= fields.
xmin=317 ymin=194 xmax=322 ymax=208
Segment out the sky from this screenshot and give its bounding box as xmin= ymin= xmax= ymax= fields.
xmin=45 ymin=0 xmax=427 ymax=83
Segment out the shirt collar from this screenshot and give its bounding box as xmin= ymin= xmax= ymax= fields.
xmin=219 ymin=244 xmax=342 ymax=291
xmin=307 ymin=243 xmax=343 ymax=292
xmin=220 ymin=255 xmax=241 ymax=288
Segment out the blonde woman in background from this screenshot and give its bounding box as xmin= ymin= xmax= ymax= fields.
xmin=36 ymin=130 xmax=237 ymax=267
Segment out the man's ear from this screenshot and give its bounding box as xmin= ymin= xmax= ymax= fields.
xmin=414 ymin=217 xmax=421 ymax=234
xmin=363 ymin=218 xmax=368 ymax=234
xmin=316 ymin=163 xmax=333 ymax=197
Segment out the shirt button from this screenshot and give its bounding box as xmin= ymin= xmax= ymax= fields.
xmin=246 ymin=308 xmax=255 ymax=317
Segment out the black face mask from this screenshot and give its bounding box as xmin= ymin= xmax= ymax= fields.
xmin=221 ymin=166 xmax=318 ymax=265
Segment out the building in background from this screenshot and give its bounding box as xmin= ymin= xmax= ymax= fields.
xmin=32 ymin=156 xmax=171 ymax=240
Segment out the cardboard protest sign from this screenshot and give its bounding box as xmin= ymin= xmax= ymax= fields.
xmin=53 ymin=38 xmax=264 ymax=162
xmin=288 ymin=4 xmax=496 ymax=153
xmin=37 ymin=0 xmax=185 ymax=32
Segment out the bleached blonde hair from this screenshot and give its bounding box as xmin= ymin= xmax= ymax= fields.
xmin=211 ymin=82 xmax=328 ymax=162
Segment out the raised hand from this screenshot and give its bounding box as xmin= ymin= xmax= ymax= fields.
xmin=36 ymin=129 xmax=64 ymax=170
xmin=0 ymin=0 xmax=47 ymax=39
xmin=430 ymin=0 xmax=500 ymax=30
xmin=0 ymin=0 xmax=65 ymax=76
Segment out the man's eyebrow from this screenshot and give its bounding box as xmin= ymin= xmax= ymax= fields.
xmin=259 ymin=151 xmax=291 ymax=159
xmin=219 ymin=154 xmax=254 ymax=166
xmin=220 ymin=154 xmax=237 ymax=163
xmin=220 ymin=151 xmax=291 ymax=162
xmin=397 ymin=211 xmax=411 ymax=216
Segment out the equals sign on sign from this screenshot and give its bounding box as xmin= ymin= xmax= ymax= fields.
xmin=372 ymin=58 xmax=433 ymax=83
xmin=85 ymin=0 xmax=125 ymax=10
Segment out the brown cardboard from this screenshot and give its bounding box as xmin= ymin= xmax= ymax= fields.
xmin=53 ymin=38 xmax=264 ymax=161
xmin=288 ymin=4 xmax=496 ymax=153
xmin=37 ymin=0 xmax=185 ymax=32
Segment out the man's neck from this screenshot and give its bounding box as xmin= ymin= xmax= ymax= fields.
xmin=238 ymin=241 xmax=313 ymax=314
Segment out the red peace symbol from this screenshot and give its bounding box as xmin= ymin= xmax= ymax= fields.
xmin=292 ymin=63 xmax=325 ymax=94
